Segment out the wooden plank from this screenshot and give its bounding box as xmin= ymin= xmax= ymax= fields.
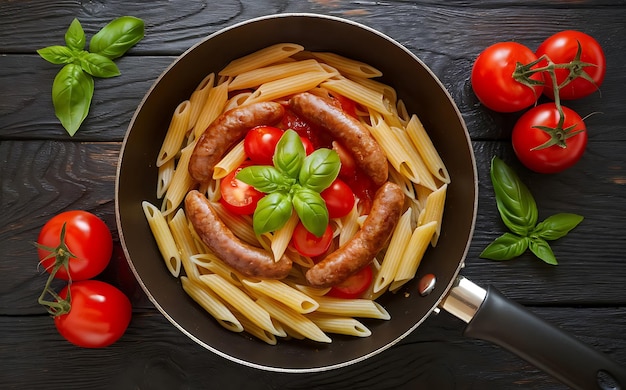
xmin=1 ymin=306 xmax=624 ymax=389
xmin=2 ymin=140 xmax=624 ymax=316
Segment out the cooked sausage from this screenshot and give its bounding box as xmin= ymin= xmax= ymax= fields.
xmin=184 ymin=190 xmax=292 ymax=279
xmin=188 ymin=102 xmax=284 ymax=183
xmin=305 ymin=182 xmax=404 ymax=288
xmin=289 ymin=92 xmax=388 ymax=186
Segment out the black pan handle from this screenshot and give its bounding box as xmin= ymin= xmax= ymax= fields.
xmin=440 ymin=276 xmax=626 ymax=390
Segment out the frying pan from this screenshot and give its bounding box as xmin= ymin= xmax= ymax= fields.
xmin=115 ymin=13 xmax=626 ymax=389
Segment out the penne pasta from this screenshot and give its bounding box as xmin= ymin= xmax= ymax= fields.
xmin=312 ymin=52 xmax=382 ymax=78
xmin=315 ymin=296 xmax=390 ymax=320
xmin=187 ymin=73 xmax=215 ymax=130
xmin=390 ymin=221 xmax=438 ymax=292
xmin=190 ymin=253 xmax=246 ymax=287
xmin=193 ymin=80 xmax=229 ymax=139
xmin=219 ymin=43 xmax=305 ymax=76
xmin=418 ymin=183 xmax=447 ymax=246
xmin=142 ymin=201 xmax=181 ymax=277
xmin=213 ymin=140 xmax=247 ymax=180
xmin=156 ymin=100 xmax=191 ymax=167
xmin=199 ymin=274 xmax=281 ymax=336
xmin=322 ymin=77 xmax=392 ymax=116
xmin=305 ymin=312 xmax=371 ymax=337
xmin=269 ymin=212 xmax=299 ymax=261
xmin=181 ymin=276 xmax=243 ymax=333
xmin=406 ymin=114 xmax=450 ymax=184
xmin=228 ymin=59 xmax=325 ymax=91
xmin=391 ymin=125 xmax=438 ymax=191
xmin=374 ymin=209 xmax=413 ymax=293
xmin=244 ymin=71 xmax=334 ymax=104
xmin=161 ymin=142 xmax=196 ymax=216
xmin=242 ymin=279 xmax=319 ymax=314
xmin=168 ymin=208 xmax=202 ymax=281
xmin=156 ymin=158 xmax=175 ymax=199
xmin=255 ymin=296 xmax=331 ymax=343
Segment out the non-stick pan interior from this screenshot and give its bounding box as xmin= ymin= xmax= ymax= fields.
xmin=116 ymin=13 xmax=477 ymax=372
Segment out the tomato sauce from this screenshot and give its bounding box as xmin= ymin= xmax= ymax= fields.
xmin=279 ymin=104 xmax=377 ymax=214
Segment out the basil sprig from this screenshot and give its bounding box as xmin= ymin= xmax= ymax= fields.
xmin=37 ymin=16 xmax=144 ymax=136
xmin=480 ymin=157 xmax=583 ymax=265
xmin=237 ymin=130 xmax=340 ymax=237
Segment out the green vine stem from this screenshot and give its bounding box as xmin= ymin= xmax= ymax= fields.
xmin=35 ymin=223 xmax=74 ymax=316
xmin=511 ymin=41 xmax=594 ymax=150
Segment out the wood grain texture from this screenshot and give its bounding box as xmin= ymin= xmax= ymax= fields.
xmin=1 ymin=1 xmax=626 ymax=389
xmin=1 ymin=307 xmax=624 ymax=389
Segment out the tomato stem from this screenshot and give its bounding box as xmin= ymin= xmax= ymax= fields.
xmin=34 ymin=223 xmax=75 ymax=316
xmin=515 ymin=49 xmax=589 ymax=150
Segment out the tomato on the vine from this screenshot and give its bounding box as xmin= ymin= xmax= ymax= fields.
xmin=512 ymin=103 xmax=587 ymax=174
xmin=54 ymin=280 xmax=132 ymax=348
xmin=37 ymin=210 xmax=112 ymax=281
xmin=321 ymin=179 xmax=355 ymax=219
xmin=536 ymin=30 xmax=606 ymax=100
xmin=220 ymin=163 xmax=264 ymax=215
xmin=472 ymin=42 xmax=544 ymax=112
xmin=291 ymin=221 xmax=333 ymax=258
xmin=244 ymin=126 xmax=284 ymax=165
xmin=327 ymin=265 xmax=373 ymax=299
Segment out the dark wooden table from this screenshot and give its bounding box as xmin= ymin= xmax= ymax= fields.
xmin=2 ymin=1 xmax=625 ymax=389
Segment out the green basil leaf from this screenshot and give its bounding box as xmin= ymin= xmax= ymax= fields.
xmin=490 ymin=156 xmax=538 ymax=236
xmin=533 ymin=213 xmax=583 ymax=241
xmin=274 ymin=129 xmax=305 ymax=178
xmin=479 ymin=233 xmax=528 ymax=260
xmin=236 ymin=166 xmax=293 ymax=193
xmin=252 ymin=193 xmax=293 ymax=235
xmin=292 ymin=188 xmax=329 ymax=237
xmin=299 ymin=148 xmax=340 ymax=192
xmin=89 ymin=16 xmax=145 ymax=59
xmin=52 ymin=64 xmax=94 ymax=136
xmin=529 ymin=237 xmax=558 ymax=265
xmin=65 ymin=18 xmax=86 ymax=51
xmin=37 ymin=46 xmax=75 ymax=65
xmin=78 ymin=52 xmax=121 ymax=78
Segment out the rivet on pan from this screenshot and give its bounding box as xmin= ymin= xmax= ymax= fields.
xmin=418 ymin=273 xmax=436 ymax=297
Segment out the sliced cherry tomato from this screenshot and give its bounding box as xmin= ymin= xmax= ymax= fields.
xmin=327 ymin=265 xmax=373 ymax=299
xmin=54 ymin=280 xmax=132 ymax=348
xmin=220 ymin=164 xmax=264 ymax=215
xmin=300 ymin=136 xmax=315 ymax=155
xmin=37 ymin=210 xmax=113 ymax=281
xmin=512 ymin=103 xmax=587 ymax=174
xmin=471 ymin=42 xmax=544 ymax=112
xmin=244 ymin=126 xmax=284 ymax=165
xmin=291 ymin=221 xmax=333 ymax=257
xmin=536 ymin=30 xmax=606 ymax=100
xmin=321 ymin=179 xmax=355 ymax=219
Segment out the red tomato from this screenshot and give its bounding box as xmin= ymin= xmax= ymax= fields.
xmin=244 ymin=126 xmax=284 ymax=165
xmin=512 ymin=103 xmax=587 ymax=174
xmin=291 ymin=221 xmax=333 ymax=257
xmin=321 ymin=179 xmax=355 ymax=219
xmin=536 ymin=30 xmax=606 ymax=100
xmin=331 ymin=92 xmax=358 ymax=117
xmin=300 ymin=136 xmax=315 ymax=155
xmin=472 ymin=42 xmax=544 ymax=112
xmin=327 ymin=265 xmax=373 ymax=299
xmin=37 ymin=211 xmax=112 ymax=281
xmin=220 ymin=164 xmax=264 ymax=215
xmin=281 ymin=107 xmax=329 ymax=149
xmin=54 ymin=280 xmax=132 ymax=348
xmin=332 ymin=141 xmax=357 ymax=179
